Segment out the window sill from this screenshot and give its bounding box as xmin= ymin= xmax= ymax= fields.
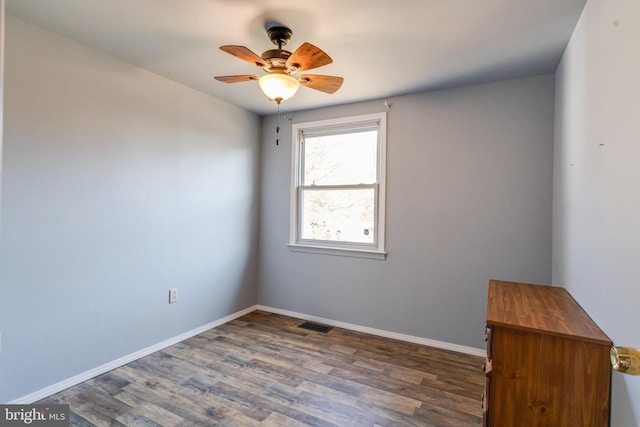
xmin=287 ymin=243 xmax=387 ymax=260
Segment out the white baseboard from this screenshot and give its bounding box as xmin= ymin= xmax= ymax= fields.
xmin=9 ymin=305 xmax=259 ymax=404
xmin=257 ymin=305 xmax=486 ymax=357
xmin=11 ymin=303 xmax=484 ymax=403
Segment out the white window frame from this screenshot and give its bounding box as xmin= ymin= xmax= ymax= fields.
xmin=288 ymin=112 xmax=387 ymax=260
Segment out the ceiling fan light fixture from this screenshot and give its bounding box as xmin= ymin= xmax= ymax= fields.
xmin=259 ymin=73 xmax=300 ymax=103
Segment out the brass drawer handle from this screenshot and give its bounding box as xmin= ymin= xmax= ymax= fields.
xmin=611 ymin=347 xmax=640 ymax=375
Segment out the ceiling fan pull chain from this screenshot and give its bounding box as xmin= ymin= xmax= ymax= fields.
xmin=276 ymin=102 xmax=281 ymax=146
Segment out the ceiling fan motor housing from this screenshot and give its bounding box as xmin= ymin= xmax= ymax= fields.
xmin=261 ymin=49 xmax=291 ymax=72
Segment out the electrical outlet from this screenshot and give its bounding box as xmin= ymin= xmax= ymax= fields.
xmin=169 ymin=288 xmax=178 ymax=304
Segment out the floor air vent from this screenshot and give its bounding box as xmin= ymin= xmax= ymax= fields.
xmin=298 ymin=321 xmax=334 ymax=333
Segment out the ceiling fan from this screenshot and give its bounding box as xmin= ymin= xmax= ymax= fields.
xmin=215 ymin=26 xmax=344 ymax=104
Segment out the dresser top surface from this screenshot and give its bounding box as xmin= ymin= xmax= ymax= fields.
xmin=486 ymin=280 xmax=611 ymax=345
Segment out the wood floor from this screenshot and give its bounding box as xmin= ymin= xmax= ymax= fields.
xmin=38 ymin=310 xmax=484 ymax=426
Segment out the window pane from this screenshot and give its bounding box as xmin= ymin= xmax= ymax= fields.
xmin=301 ymin=188 xmax=375 ymax=244
xmin=303 ymin=131 xmax=377 ymax=185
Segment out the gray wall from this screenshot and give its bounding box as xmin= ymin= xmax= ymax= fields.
xmin=0 ymin=16 xmax=260 ymax=402
xmin=0 ymin=0 xmax=4 ymax=229
xmin=553 ymin=0 xmax=640 ymax=424
xmin=258 ymin=75 xmax=555 ymax=349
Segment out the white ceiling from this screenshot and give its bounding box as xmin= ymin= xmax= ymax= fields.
xmin=6 ymin=0 xmax=587 ymax=115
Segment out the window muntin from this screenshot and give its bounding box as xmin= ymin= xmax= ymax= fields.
xmin=290 ymin=113 xmax=386 ymax=258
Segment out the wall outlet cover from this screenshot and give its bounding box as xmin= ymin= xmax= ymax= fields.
xmin=169 ymin=288 xmax=178 ymax=304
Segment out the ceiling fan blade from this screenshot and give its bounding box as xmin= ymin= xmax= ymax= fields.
xmin=219 ymin=45 xmax=267 ymax=67
xmin=214 ymin=75 xmax=260 ymax=83
xmin=299 ymin=75 xmax=344 ymax=94
xmin=286 ymin=43 xmax=333 ymax=72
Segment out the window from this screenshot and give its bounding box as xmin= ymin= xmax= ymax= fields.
xmin=289 ymin=112 xmax=387 ymax=259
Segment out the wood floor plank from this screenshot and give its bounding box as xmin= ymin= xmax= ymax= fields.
xmin=189 ymin=369 xmax=346 ymax=427
xmin=181 ymin=378 xmax=274 ymax=422
xmin=61 ymin=387 xmax=132 ymax=427
xmin=115 ymin=411 xmax=164 ymax=427
xmin=117 ymin=378 xmax=259 ymax=426
xmin=68 ymin=411 xmax=100 ymax=427
xmin=262 ymin=412 xmax=315 ymax=427
xmin=118 ymin=402 xmax=184 ymax=427
xmin=294 ymin=381 xmax=421 ymax=427
xmin=37 ymin=310 xmax=483 ymax=426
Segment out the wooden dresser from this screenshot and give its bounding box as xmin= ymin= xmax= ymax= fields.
xmin=483 ymin=280 xmax=612 ymax=426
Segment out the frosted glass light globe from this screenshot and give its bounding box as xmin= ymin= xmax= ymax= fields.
xmin=259 ymin=73 xmax=300 ymax=103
